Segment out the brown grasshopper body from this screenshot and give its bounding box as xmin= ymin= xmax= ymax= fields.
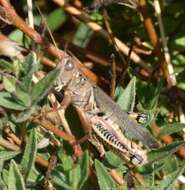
xmin=55 ymin=55 xmax=159 ymax=166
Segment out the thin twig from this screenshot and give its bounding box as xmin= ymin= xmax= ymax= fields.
xmin=27 ymin=0 xmax=34 ymax=28
xmin=109 ymin=169 xmax=124 ymax=186
xmin=103 ymin=9 xmax=127 ymax=67
xmin=4 ymin=127 xmax=22 ymax=146
xmin=110 ymin=54 xmax=116 ymax=98
xmin=34 ymin=119 xmax=75 ymax=143
xmin=0 ymin=137 xmax=20 ymax=151
xmin=26 ymin=0 xmax=37 ymax=67
xmin=36 ymin=155 xmax=49 ymax=167
xmin=154 ymin=0 xmax=176 ymax=86
xmin=138 ymin=0 xmax=173 ymax=87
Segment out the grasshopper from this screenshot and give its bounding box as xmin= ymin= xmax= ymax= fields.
xmin=54 ymin=54 xmax=159 ymax=166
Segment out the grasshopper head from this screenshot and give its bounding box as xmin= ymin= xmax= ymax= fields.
xmin=55 ymin=55 xmax=79 ymax=91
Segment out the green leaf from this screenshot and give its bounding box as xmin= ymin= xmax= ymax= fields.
xmin=13 ymin=85 xmax=31 ymax=107
xmin=137 ymin=162 xmax=164 ymax=175
xmin=114 ymin=85 xmax=124 ymax=99
xmin=1 ymin=169 xmax=8 ymax=187
xmin=26 ymin=166 xmax=42 ymax=183
xmin=60 ymin=154 xmax=74 ymax=172
xmin=172 ymin=54 xmax=185 ymax=68
xmin=15 ymin=106 xmax=37 ymax=123
xmin=162 ymin=156 xmax=179 ymax=175
xmin=176 ymin=70 xmax=185 ymax=90
xmin=8 ymin=160 xmax=25 ymax=190
xmin=0 ymin=174 xmax=6 ymax=189
xmin=20 ymin=129 xmax=37 ymax=180
xmin=0 ymin=92 xmax=27 ymax=110
xmin=115 ymin=77 xmax=136 ymax=112
xmin=105 ymin=152 xmax=128 ymax=174
xmin=69 ymin=164 xmax=81 ymax=190
xmin=3 ymin=76 xmax=16 ymax=93
xmin=78 ymin=151 xmax=89 ymax=189
xmin=9 ymin=30 xmax=24 ymax=44
xmin=73 ymin=23 xmax=93 ymax=48
xmin=12 ymin=60 xmax=22 ymax=77
xmin=148 ymin=79 xmax=163 ymax=110
xmin=95 ymin=160 xmax=117 ymax=190
xmin=148 ymin=141 xmax=185 ymax=163
xmin=0 ymin=150 xmax=20 ymax=161
xmin=47 ymin=8 xmax=67 ymax=31
xmin=152 ymin=166 xmax=185 ymax=190
xmin=159 ymin=123 xmax=185 ymax=136
xmin=3 ymin=75 xmax=31 ymax=108
xmin=173 ymin=36 xmax=185 ymax=51
xmin=22 ymin=53 xmax=38 ymax=89
xmin=52 ymin=165 xmax=70 ymax=190
xmin=90 ymin=12 xmax=103 ymax=21
xmin=0 ymin=59 xmax=13 ymax=70
xmin=31 ymin=68 xmax=60 ymax=105
xmin=56 ymin=152 xmax=89 ymax=190
xmin=137 ymin=79 xmax=163 ymax=110
xmin=105 ymin=151 xmax=123 ymax=168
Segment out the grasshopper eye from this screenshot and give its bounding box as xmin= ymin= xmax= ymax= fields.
xmin=64 ymin=60 xmax=74 ymax=71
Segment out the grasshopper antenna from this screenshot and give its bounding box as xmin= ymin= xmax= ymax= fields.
xmin=35 ymin=4 xmax=63 ymax=61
